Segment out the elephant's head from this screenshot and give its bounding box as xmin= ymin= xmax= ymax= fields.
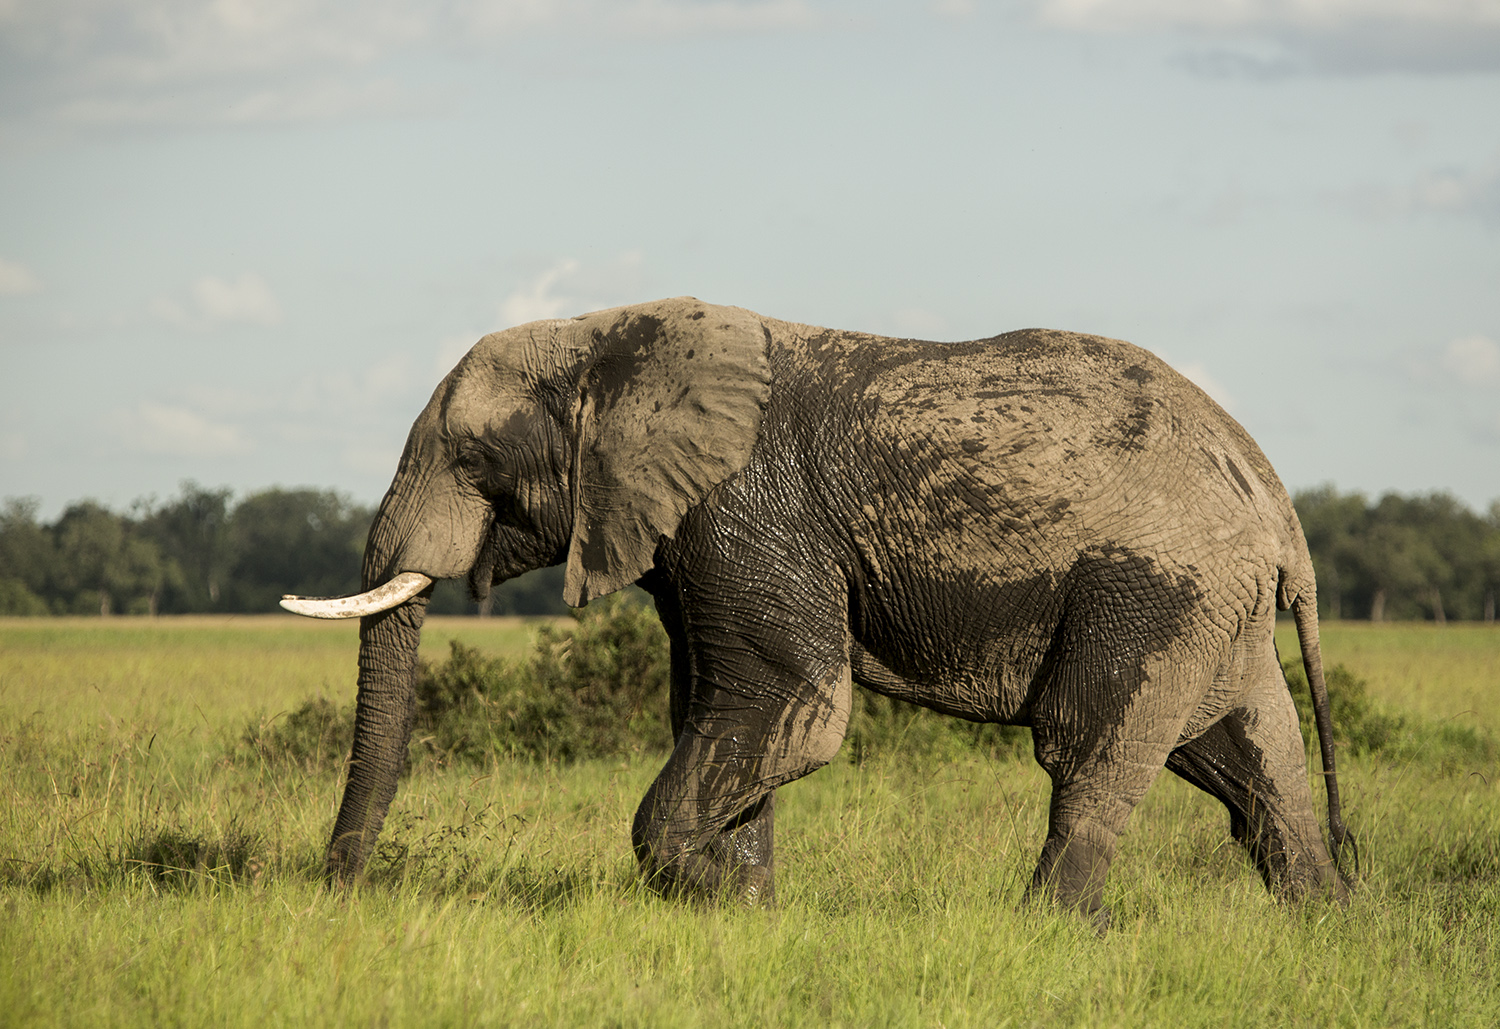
xmin=281 ymin=298 xmax=772 ymax=880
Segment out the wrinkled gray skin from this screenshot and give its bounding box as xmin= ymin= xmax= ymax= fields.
xmin=326 ymin=298 xmax=1350 ymax=922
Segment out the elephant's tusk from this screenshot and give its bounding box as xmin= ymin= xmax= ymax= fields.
xmin=279 ymin=571 xmax=434 ymax=619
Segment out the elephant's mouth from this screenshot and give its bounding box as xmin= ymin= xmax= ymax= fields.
xmin=280 ymin=571 xmax=433 ymax=619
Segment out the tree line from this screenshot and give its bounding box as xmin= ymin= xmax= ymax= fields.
xmin=1 ymin=482 xmax=1496 ymax=622
xmin=1295 ymin=486 xmax=1500 ymax=623
xmin=0 ymin=482 xmax=566 ymax=618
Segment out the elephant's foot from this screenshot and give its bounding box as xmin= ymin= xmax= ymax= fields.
xmin=638 ymin=850 xmax=776 ymax=907
xmin=634 ymin=789 xmax=778 ymax=906
xmin=728 ymin=862 xmax=776 ymax=907
xmin=1256 ymin=838 xmax=1350 ymax=906
xmin=1241 ymin=810 xmax=1351 ymax=905
xmin=1027 ymin=831 xmax=1115 ymax=929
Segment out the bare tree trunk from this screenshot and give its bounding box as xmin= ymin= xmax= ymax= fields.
xmin=1429 ymin=586 xmax=1446 ymax=626
xmin=1370 ymin=588 xmax=1386 ymax=623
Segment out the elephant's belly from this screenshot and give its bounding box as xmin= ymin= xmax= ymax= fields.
xmin=847 ymin=582 xmax=1060 ymax=725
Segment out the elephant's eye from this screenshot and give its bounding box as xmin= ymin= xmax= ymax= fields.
xmin=455 ymin=443 xmax=494 ymax=484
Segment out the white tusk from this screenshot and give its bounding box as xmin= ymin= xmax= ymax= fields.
xmin=279 ymin=571 xmax=434 ymax=619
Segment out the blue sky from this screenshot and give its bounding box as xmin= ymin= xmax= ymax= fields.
xmin=2 ymin=0 xmax=1498 ymax=518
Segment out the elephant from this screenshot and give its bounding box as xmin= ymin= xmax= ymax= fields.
xmin=282 ymin=297 xmax=1351 ymax=923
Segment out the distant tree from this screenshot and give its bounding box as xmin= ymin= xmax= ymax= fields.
xmin=1293 ymin=485 xmax=1368 ymax=620
xmin=1358 ymin=521 xmax=1446 ymax=622
xmin=137 ymin=481 xmax=233 ymax=612
xmin=492 ymin=565 xmax=571 ymax=616
xmin=1482 ymin=502 xmax=1500 ymax=623
xmin=47 ymin=501 xmax=176 ymax=615
xmin=1294 ymin=486 xmax=1500 ymax=622
xmin=0 ymin=498 xmax=52 ymax=615
xmin=222 ymin=489 xmax=373 ymax=612
xmin=10 ymin=481 xmax=1489 ymax=621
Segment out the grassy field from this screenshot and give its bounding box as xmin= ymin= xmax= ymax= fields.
xmin=2 ymin=616 xmax=1497 ymax=1027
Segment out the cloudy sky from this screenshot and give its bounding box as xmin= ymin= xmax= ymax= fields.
xmin=2 ymin=0 xmax=1498 ymax=518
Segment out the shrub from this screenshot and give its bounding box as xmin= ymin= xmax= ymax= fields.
xmin=845 ymin=691 xmax=1032 ymax=764
xmin=1282 ymin=659 xmax=1495 ymax=765
xmin=242 ymin=696 xmax=355 ymax=771
xmin=0 ymin=577 xmax=48 ymax=616
xmin=245 ymin=593 xmax=1041 ymax=772
xmin=243 ymin=593 xmax=675 ymax=770
xmin=121 ymin=821 xmax=263 ymax=888
xmin=411 ymin=592 xmax=674 ymax=764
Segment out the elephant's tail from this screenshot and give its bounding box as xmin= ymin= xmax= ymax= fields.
xmin=1291 ymin=593 xmax=1356 ymax=876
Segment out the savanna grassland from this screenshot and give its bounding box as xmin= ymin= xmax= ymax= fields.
xmin=2 ymin=615 xmax=1497 ymax=1028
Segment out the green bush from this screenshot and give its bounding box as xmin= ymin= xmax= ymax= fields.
xmin=0 ymin=577 xmax=48 ymax=616
xmin=243 ymin=696 xmax=356 ymax=771
xmin=243 ymin=593 xmax=675 ymax=770
xmin=1283 ymin=658 xmax=1495 ymax=765
xmin=412 ymin=593 xmax=674 ymax=764
xmin=845 ymin=691 xmax=1032 ymax=764
xmin=247 ymin=610 xmax=1496 ymax=778
xmin=121 ymin=821 xmax=263 ymax=889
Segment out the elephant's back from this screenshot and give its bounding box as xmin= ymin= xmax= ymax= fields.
xmin=782 ymin=323 xmax=1304 ymax=588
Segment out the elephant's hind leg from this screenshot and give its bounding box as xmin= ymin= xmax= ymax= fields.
xmin=1026 ymin=620 xmax=1221 ymax=925
xmin=1166 ymin=651 xmax=1346 ymax=901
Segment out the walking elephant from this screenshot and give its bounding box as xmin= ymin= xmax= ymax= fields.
xmin=282 ymin=298 xmax=1351 ymax=923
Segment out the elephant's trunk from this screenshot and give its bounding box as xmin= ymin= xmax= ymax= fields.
xmin=324 ymin=595 xmax=429 ymax=883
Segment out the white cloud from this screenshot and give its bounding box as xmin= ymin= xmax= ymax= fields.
xmin=1409 ymin=160 xmax=1500 ymax=224
xmin=1175 ymin=359 xmax=1237 ymax=412
xmin=1 ymin=1 xmax=818 ymax=130
xmin=192 ymin=273 xmax=282 ymax=324
xmin=0 ymin=257 xmax=43 ymax=295
xmin=499 ymin=259 xmax=582 ymax=327
xmin=497 ymin=252 xmax=649 ymax=328
xmin=1440 ymin=334 xmax=1500 ymax=383
xmin=1036 ymin=0 xmax=1500 ymax=74
xmin=1336 ymin=154 xmax=1500 ymax=227
xmin=419 ymin=253 xmax=650 ymax=377
xmin=152 ymin=272 xmax=282 ymax=328
xmin=1038 ymin=1 xmax=1500 ymax=32
xmin=120 ymin=403 xmax=253 ymax=456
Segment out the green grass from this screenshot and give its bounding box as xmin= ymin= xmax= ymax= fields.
xmin=3 ymin=617 xmax=1498 ymax=1027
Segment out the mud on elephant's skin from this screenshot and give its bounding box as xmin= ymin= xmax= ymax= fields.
xmin=283 ymin=298 xmax=1352 ymax=922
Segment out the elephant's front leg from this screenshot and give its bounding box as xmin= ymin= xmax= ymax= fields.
xmin=631 ymin=581 xmax=852 ymax=904
xmin=638 ymin=574 xmax=779 ymax=903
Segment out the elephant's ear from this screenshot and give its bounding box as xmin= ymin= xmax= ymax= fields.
xmin=563 ymin=300 xmax=771 ymax=606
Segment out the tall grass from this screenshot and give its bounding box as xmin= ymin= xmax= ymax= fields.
xmin=3 ymin=615 xmax=1498 ymax=1027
